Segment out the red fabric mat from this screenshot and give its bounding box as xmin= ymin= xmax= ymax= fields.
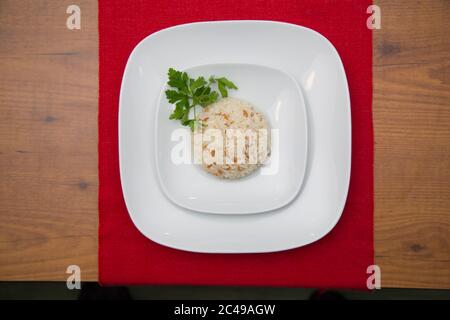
xmin=99 ymin=0 xmax=373 ymax=288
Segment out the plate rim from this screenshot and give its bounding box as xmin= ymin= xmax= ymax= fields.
xmin=118 ymin=20 xmax=351 ymax=253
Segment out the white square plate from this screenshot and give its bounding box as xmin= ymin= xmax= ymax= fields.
xmin=155 ymin=63 xmax=308 ymax=214
xmin=119 ymin=21 xmax=351 ymax=253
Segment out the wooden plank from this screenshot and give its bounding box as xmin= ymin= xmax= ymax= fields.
xmin=373 ymin=0 xmax=450 ymax=288
xmin=0 ymin=0 xmax=98 ymax=280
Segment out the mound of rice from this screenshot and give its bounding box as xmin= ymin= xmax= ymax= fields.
xmin=194 ymin=97 xmax=271 ymax=179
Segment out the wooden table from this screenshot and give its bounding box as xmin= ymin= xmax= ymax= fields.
xmin=0 ymin=0 xmax=449 ymax=289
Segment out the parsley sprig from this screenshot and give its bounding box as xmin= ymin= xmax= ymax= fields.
xmin=165 ymin=68 xmax=238 ymax=131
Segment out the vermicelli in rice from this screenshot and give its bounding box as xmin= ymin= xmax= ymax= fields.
xmin=193 ymin=97 xmax=271 ymax=179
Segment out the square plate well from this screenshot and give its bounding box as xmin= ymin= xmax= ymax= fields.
xmin=155 ymin=63 xmax=308 ymax=214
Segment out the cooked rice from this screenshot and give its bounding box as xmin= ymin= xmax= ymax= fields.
xmin=194 ymin=97 xmax=271 ymax=179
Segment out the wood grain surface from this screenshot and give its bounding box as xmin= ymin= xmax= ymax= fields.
xmin=373 ymin=0 xmax=450 ymax=288
xmin=0 ymin=0 xmax=449 ymax=288
xmin=0 ymin=0 xmax=98 ymax=281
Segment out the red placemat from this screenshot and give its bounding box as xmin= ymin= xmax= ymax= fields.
xmin=99 ymin=0 xmax=373 ymax=288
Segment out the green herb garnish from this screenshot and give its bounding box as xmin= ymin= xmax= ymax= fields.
xmin=165 ymin=68 xmax=238 ymax=131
